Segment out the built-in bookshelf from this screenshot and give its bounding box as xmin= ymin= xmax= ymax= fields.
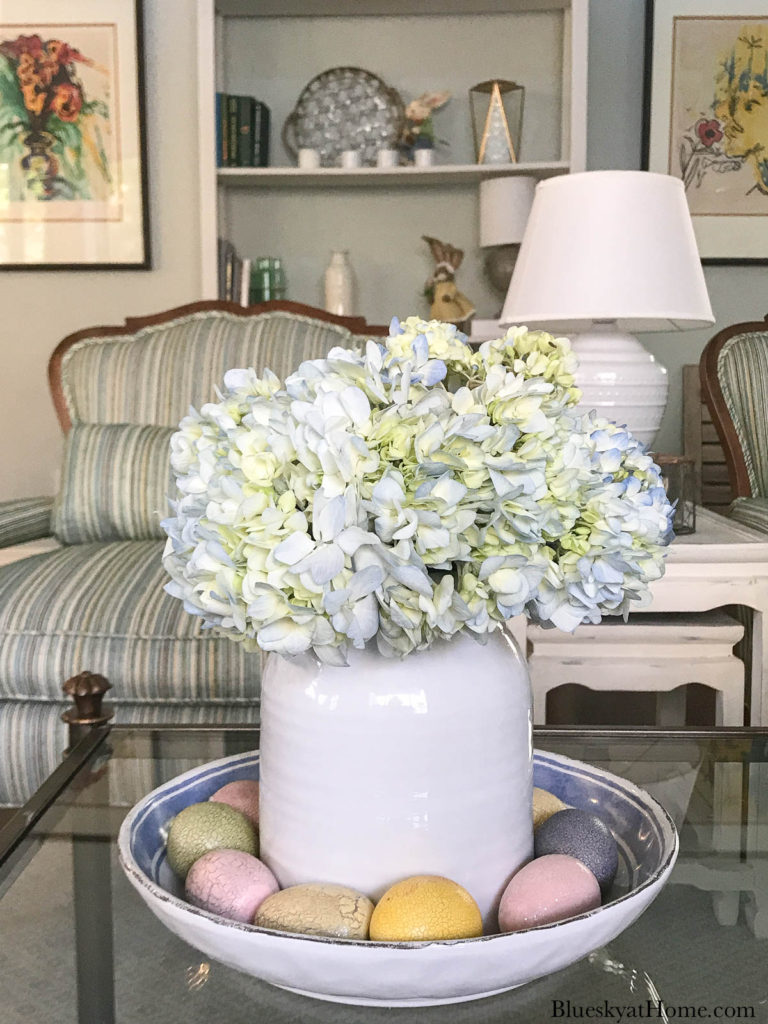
xmin=197 ymin=0 xmax=588 ymax=322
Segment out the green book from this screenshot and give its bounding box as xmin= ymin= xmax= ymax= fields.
xmin=237 ymin=95 xmax=255 ymax=167
xmin=227 ymin=95 xmax=239 ymax=167
xmin=253 ymin=100 xmax=271 ymax=167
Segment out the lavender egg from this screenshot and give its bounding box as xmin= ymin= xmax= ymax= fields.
xmin=498 ymin=854 xmax=601 ymax=932
xmin=185 ymin=849 xmax=278 ymax=923
xmin=210 ymin=780 xmax=260 ymax=828
xmin=534 ymin=808 xmax=619 ymax=895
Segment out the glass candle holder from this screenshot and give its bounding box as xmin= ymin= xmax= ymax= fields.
xmin=655 ymin=454 xmax=697 ymax=535
xmin=469 ymin=79 xmax=525 ymax=164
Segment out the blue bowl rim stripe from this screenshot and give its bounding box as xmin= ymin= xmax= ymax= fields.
xmin=118 ymin=748 xmax=679 ymax=950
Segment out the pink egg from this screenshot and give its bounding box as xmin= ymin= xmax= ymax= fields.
xmin=185 ymin=849 xmax=278 ymax=923
xmin=498 ymin=854 xmax=601 ymax=932
xmin=210 ymin=779 xmax=260 ymax=827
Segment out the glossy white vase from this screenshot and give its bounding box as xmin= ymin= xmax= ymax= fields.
xmin=258 ymin=629 xmax=533 ymax=930
xmin=323 ymin=249 xmax=354 ymax=316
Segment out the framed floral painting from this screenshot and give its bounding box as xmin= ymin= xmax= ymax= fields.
xmin=644 ymin=0 xmax=768 ymax=262
xmin=0 ymin=0 xmax=149 ymax=268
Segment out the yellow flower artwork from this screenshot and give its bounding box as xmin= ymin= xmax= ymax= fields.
xmin=670 ymin=16 xmax=768 ymax=215
xmin=0 ymin=24 xmax=118 ymax=217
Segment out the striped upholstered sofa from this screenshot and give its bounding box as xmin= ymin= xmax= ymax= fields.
xmin=0 ymin=301 xmax=386 ymax=805
xmin=700 ymin=315 xmax=768 ymax=532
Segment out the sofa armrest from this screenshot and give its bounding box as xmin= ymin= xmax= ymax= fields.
xmin=0 ymin=496 xmax=55 ymax=548
xmin=0 ymin=537 xmax=62 ymax=568
xmin=728 ymin=496 xmax=768 ymax=535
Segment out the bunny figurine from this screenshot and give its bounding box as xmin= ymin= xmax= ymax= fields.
xmin=422 ymin=236 xmax=476 ymax=327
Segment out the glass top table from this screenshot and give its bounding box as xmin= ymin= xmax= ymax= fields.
xmin=1 ymin=725 xmax=767 ymax=1024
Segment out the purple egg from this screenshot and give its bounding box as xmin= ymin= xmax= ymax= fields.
xmin=210 ymin=780 xmax=260 ymax=828
xmin=533 ymin=808 xmax=619 ymax=895
xmin=185 ymin=849 xmax=278 ymax=923
xmin=498 ymin=854 xmax=601 ymax=932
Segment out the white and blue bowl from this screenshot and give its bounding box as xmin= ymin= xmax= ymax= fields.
xmin=118 ymin=749 xmax=678 ymax=1007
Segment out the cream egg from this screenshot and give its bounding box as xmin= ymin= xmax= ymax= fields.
xmin=532 ymin=786 xmax=567 ymax=830
xmin=255 ymin=883 xmax=374 ymax=939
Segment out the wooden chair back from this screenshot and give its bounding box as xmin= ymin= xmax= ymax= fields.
xmin=682 ymin=364 xmax=733 ymax=512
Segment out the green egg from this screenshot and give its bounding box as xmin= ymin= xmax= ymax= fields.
xmin=166 ymin=801 xmax=257 ymax=878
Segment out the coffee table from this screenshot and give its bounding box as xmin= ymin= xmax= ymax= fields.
xmin=1 ymin=723 xmax=766 ymax=1023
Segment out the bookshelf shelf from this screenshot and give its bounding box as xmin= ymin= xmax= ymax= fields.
xmin=217 ymin=161 xmax=570 ymax=189
xmin=217 ymin=0 xmax=574 ymax=15
xmin=198 ymin=0 xmax=588 ymax=321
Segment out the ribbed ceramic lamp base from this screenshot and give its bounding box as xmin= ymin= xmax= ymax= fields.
xmin=570 ymin=328 xmax=668 ymax=447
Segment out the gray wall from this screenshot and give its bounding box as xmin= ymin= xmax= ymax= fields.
xmin=0 ymin=0 xmax=203 ymax=501
xmin=588 ymin=0 xmax=768 ymax=454
xmin=2 ymin=0 xmax=763 ymax=504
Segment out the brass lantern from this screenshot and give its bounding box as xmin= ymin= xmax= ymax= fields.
xmin=469 ymin=80 xmax=524 ymax=164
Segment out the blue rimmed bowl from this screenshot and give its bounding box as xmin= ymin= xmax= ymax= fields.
xmin=118 ymin=750 xmax=678 ymax=1007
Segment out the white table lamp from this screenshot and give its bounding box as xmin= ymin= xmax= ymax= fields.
xmin=479 ymin=175 xmax=536 ymax=300
xmin=500 ymin=170 xmax=714 ymax=445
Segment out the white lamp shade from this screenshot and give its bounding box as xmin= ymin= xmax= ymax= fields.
xmin=479 ymin=175 xmax=536 ymax=248
xmin=500 ymin=170 xmax=714 ymax=332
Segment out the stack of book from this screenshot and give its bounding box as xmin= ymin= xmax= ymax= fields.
xmin=216 ymin=93 xmax=270 ymax=167
xmin=217 ymin=238 xmax=251 ymax=305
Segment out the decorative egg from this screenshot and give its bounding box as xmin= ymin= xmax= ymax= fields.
xmin=185 ymin=849 xmax=278 ymax=923
xmin=369 ymin=875 xmax=483 ymax=942
xmin=498 ymin=854 xmax=601 ymax=931
xmin=532 ymin=787 xmax=567 ymax=829
xmin=254 ymin=883 xmax=374 ymax=939
xmin=210 ymin=779 xmax=260 ymax=828
xmin=166 ymin=801 xmax=257 ymax=878
xmin=534 ymin=808 xmax=619 ymax=895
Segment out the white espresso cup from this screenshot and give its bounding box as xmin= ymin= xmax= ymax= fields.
xmin=376 ymin=148 xmax=398 ymax=169
xmin=340 ymin=149 xmax=361 ymax=169
xmin=414 ymin=147 xmax=435 ymax=168
xmin=298 ymin=148 xmax=320 ymax=169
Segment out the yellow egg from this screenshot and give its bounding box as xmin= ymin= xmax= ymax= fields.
xmin=533 ymin=786 xmax=567 ymax=830
xmin=369 ymin=874 xmax=482 ymax=942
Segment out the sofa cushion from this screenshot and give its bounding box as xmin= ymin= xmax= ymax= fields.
xmin=0 ymin=541 xmax=262 ymax=703
xmin=52 ymin=423 xmax=174 ymax=543
xmin=0 ymin=699 xmax=259 ymax=806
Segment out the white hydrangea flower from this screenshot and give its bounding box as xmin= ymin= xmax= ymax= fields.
xmin=162 ymin=316 xmax=674 ymax=662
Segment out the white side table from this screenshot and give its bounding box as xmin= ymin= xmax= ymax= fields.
xmin=528 ymin=611 xmax=744 ymax=726
xmin=649 ymin=507 xmax=768 ymax=726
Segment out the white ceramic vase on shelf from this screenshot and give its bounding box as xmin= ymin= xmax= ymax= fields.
xmin=323 ymin=249 xmax=354 ymax=316
xmin=258 ymin=628 xmax=533 ymax=930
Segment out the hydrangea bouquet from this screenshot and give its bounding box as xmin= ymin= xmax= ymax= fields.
xmin=162 ymin=317 xmax=673 ymax=665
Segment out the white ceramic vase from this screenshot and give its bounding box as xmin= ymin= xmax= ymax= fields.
xmin=258 ymin=628 xmax=533 ymax=930
xmin=323 ymin=249 xmax=354 ymax=316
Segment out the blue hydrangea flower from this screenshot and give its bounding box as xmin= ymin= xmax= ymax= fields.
xmin=161 ymin=316 xmax=674 ymax=662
